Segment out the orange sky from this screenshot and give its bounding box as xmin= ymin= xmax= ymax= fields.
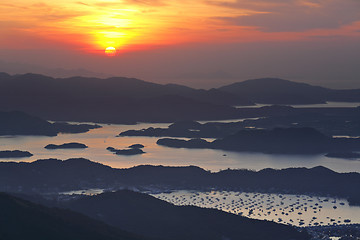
xmin=1 ymin=0 xmax=360 ymax=88
xmin=1 ymin=0 xmax=360 ymax=54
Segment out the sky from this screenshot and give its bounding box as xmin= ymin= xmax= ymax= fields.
xmin=1 ymin=0 xmax=360 ymax=88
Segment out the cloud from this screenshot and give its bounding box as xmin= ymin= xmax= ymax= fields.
xmin=93 ymin=0 xmax=166 ymax=8
xmin=175 ymin=70 xmax=235 ymax=80
xmin=308 ymin=34 xmax=342 ymax=39
xmin=210 ymin=0 xmax=360 ymax=32
xmin=122 ymin=0 xmax=166 ymax=6
xmin=76 ymin=2 xmax=91 ymax=7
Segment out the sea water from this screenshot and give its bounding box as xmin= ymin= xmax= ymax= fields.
xmin=0 ymin=122 xmax=359 ymax=172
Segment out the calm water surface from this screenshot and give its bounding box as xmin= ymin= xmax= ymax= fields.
xmin=152 ymin=191 xmax=360 ymax=227
xmin=0 ymin=122 xmax=359 ymax=172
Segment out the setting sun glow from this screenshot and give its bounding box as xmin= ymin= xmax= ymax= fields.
xmin=1 ymin=0 xmax=359 ymax=55
xmin=105 ymin=47 xmax=117 ymax=56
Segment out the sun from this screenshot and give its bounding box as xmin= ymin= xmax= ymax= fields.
xmin=105 ymin=47 xmax=117 ymax=56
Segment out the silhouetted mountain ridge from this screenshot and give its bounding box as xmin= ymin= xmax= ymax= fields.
xmin=219 ymin=78 xmax=360 ymax=104
xmin=2 ymin=73 xmax=360 ymax=123
xmin=219 ymin=78 xmax=327 ymax=104
xmin=0 ymin=73 xmax=245 ymax=123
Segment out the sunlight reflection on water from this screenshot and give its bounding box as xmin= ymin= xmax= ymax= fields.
xmin=152 ymin=190 xmax=360 ymax=227
xmin=0 ymin=122 xmax=359 ymax=172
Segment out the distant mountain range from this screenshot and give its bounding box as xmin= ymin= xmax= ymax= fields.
xmin=219 ymin=78 xmax=329 ymax=104
xmin=0 ymin=73 xmax=359 ymax=123
xmin=0 ymin=73 xmax=244 ymax=123
xmin=0 ymin=60 xmax=113 ymax=79
xmin=219 ymin=78 xmax=360 ymax=104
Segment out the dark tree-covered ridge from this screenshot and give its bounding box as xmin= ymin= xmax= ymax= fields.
xmin=0 ymin=158 xmax=359 ymax=206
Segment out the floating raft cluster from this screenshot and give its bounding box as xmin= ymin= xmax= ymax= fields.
xmin=152 ymin=191 xmax=359 ymax=227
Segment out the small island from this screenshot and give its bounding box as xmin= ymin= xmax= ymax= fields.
xmin=325 ymin=152 xmax=360 ymax=160
xmin=45 ymin=142 xmax=88 ymax=150
xmin=119 ymin=120 xmax=236 ymax=139
xmin=157 ymin=138 xmax=211 ymax=149
xmin=107 ymin=146 xmax=145 ymax=156
xmin=128 ymin=144 xmax=145 ymax=149
xmin=0 ymin=150 xmax=33 ymax=158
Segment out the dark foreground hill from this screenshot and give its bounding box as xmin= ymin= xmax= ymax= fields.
xmin=0 ymin=192 xmax=148 ymax=240
xmin=60 ymin=190 xmax=309 ymax=240
xmin=0 ymin=111 xmax=100 ymax=136
xmin=0 ymin=158 xmax=359 ymax=206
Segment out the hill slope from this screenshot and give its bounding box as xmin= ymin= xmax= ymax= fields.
xmin=0 ymin=193 xmax=148 ymax=240
xmin=63 ymin=190 xmax=310 ymax=240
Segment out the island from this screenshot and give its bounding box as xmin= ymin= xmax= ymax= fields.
xmin=128 ymin=144 xmax=145 ymax=149
xmin=0 ymin=111 xmax=101 ymax=136
xmin=107 ymin=146 xmax=145 ymax=156
xmin=0 ymin=150 xmax=33 ymax=158
xmin=157 ymin=138 xmax=211 ymax=149
xmin=45 ymin=142 xmax=88 ymax=149
xmin=157 ymin=127 xmax=360 ymax=154
xmin=119 ymin=121 xmax=213 ymax=138
xmin=325 ymin=152 xmax=360 ymax=160
xmin=52 ymin=122 xmax=101 ymax=134
xmin=120 ymin=112 xmax=360 ymax=141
